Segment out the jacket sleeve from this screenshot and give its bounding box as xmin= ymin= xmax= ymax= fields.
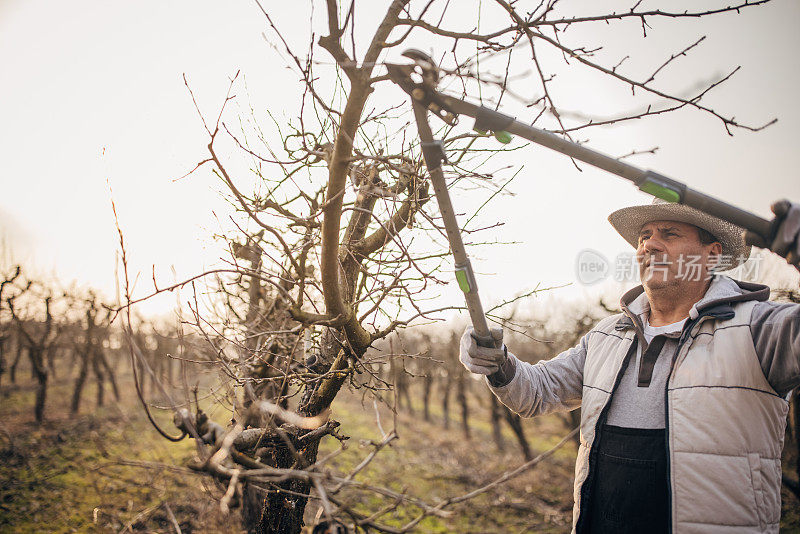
xmin=750 ymin=300 xmax=800 ymax=397
xmin=486 ymin=333 xmax=587 ymax=417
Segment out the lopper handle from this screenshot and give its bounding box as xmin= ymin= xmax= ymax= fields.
xmin=446 ymin=96 xmax=776 ymax=243
xmin=412 ymin=101 xmax=495 ymax=349
xmin=639 ymin=171 xmax=774 ymax=242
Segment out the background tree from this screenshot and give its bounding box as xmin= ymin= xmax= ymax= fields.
xmin=0 ymin=266 xmax=21 ymax=391
xmin=7 ymin=281 xmax=59 ymax=424
xmin=69 ymin=293 xmax=118 ymax=415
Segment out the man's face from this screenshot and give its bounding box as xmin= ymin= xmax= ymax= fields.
xmin=636 ymin=220 xmax=722 ymax=290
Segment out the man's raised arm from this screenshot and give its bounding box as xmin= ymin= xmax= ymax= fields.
xmin=460 ymin=327 xmax=585 ymax=417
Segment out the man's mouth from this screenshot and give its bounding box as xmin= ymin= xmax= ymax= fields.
xmin=642 ymin=256 xmax=669 ymax=268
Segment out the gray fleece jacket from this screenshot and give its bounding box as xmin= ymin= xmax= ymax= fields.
xmin=488 ymin=275 xmax=800 ymax=427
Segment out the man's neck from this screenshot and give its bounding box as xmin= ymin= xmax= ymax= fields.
xmin=645 ymin=281 xmax=711 ymax=327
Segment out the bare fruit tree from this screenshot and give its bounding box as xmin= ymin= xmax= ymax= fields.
xmin=0 ymin=266 xmax=21 ymax=391
xmin=6 ymin=280 xmax=59 ymax=424
xmin=127 ymin=2 xmax=777 ymax=532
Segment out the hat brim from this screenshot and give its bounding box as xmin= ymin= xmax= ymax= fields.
xmin=608 ymin=203 xmax=751 ymax=271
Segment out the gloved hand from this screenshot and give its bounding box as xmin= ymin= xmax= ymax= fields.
xmin=459 ymin=326 xmax=507 ymax=375
xmin=744 ymin=199 xmax=800 ymax=270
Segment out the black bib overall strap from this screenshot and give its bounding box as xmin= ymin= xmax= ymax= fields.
xmin=586 ymin=425 xmax=669 ymax=533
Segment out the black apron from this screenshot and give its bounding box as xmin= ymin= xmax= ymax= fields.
xmin=586 ymin=425 xmax=669 ymax=533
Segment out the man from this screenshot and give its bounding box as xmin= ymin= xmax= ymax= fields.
xmin=460 ymin=198 xmax=800 ymax=533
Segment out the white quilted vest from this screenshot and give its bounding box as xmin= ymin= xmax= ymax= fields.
xmin=573 ymin=301 xmax=789 ymax=533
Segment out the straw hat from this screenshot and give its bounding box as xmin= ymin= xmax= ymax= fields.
xmin=608 ymin=198 xmax=751 ymax=270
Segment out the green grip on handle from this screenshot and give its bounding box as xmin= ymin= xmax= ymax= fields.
xmin=640 ymin=180 xmax=681 ymax=203
xmin=455 ymin=269 xmax=472 ymax=293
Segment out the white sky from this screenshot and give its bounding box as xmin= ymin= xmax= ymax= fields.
xmin=1 ymin=1 xmax=799 ymax=318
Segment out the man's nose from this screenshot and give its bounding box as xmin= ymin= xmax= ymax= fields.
xmin=640 ymin=236 xmax=664 ymax=254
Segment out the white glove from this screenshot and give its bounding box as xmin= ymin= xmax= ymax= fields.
xmin=459 ymin=326 xmax=506 ymax=375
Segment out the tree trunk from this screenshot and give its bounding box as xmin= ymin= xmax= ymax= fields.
xmin=10 ymin=339 xmax=23 ymax=383
xmin=391 ymin=356 xmax=412 ymax=414
xmin=252 ymin=355 xmax=337 ymax=534
xmin=401 ymin=375 xmax=413 ymax=414
xmin=489 ymin=393 xmax=505 ymax=452
xmin=28 ymin=347 xmax=48 ymax=424
xmin=46 ymin=345 xmax=57 ymax=379
xmin=246 ymin=327 xmax=347 ymax=533
xmin=259 ymin=439 xmax=320 ymax=534
xmin=0 ymin=336 xmax=6 ymax=390
xmin=503 ymin=407 xmax=532 ymax=461
xmin=422 ymin=371 xmax=432 ymax=422
xmin=441 ymin=375 xmax=451 ymax=430
xmin=70 ymin=349 xmax=90 ymax=414
xmin=34 ymin=373 xmax=48 ymax=424
xmin=91 ymin=349 xmax=106 ymax=407
xmin=100 ymin=351 xmax=120 ymax=402
xmin=242 ymin=483 xmax=266 ymax=534
xmin=456 ymin=371 xmax=470 ymax=439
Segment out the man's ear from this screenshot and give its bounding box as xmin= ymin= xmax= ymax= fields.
xmin=707 ymin=242 xmax=724 ymax=269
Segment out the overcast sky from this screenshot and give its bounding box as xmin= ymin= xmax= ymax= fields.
xmin=1 ymin=1 xmax=798 ymax=318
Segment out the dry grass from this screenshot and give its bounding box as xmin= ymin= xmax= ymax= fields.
xmin=1 ymin=364 xmax=798 ymax=533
